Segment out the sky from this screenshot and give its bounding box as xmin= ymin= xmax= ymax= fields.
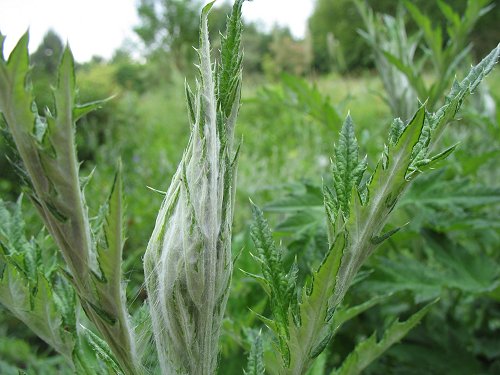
xmin=0 ymin=0 xmax=314 ymax=62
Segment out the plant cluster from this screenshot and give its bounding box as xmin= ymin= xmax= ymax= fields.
xmin=0 ymin=0 xmax=499 ymax=374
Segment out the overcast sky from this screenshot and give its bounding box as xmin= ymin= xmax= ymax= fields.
xmin=0 ymin=0 xmax=314 ymax=62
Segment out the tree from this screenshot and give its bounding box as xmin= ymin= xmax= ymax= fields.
xmin=31 ymin=29 xmax=64 ymax=75
xmin=31 ymin=30 xmax=64 ymax=111
xmin=135 ymin=0 xmax=203 ymax=70
xmin=308 ymin=0 xmax=500 ymax=72
xmin=308 ymin=0 xmax=394 ymax=72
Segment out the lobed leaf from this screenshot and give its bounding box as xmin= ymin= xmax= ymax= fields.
xmin=332 ymin=301 xmax=435 ymax=375
xmin=331 ymin=115 xmax=367 ymax=219
xmin=244 ymin=331 xmax=266 ymax=375
xmin=285 ymin=233 xmax=345 ymax=373
xmin=0 ymin=198 xmax=77 ymax=365
xmin=250 ymin=202 xmax=297 ymax=363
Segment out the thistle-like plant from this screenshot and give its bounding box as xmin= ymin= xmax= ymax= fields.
xmin=0 ymin=197 xmax=78 ymax=367
xmin=355 ymin=1 xmax=419 ymax=120
xmin=249 ymin=44 xmax=500 ymax=375
xmin=357 ymin=0 xmax=494 ymax=116
xmin=143 ymin=1 xmax=245 ymax=374
xmin=0 ymin=30 xmax=140 ymax=375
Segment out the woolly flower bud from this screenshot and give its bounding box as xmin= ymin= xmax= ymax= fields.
xmin=144 ymin=151 xmax=233 ymax=374
xmin=144 ymin=2 xmax=244 ymax=374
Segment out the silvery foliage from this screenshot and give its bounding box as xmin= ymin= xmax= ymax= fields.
xmin=144 ymin=1 xmax=245 ymax=374
xmin=0 ymin=33 xmax=140 ymax=374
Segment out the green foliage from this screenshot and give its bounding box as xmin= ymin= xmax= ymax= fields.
xmin=1 ymin=1 xmax=499 ymax=374
xmin=0 ymin=198 xmax=77 ymax=364
xmin=262 ymin=30 xmax=312 ymax=79
xmin=135 ymin=0 xmax=202 ymax=70
xmin=249 ymin=44 xmax=500 ymax=374
xmin=309 ymin=0 xmax=500 ymax=72
xmin=244 ymin=331 xmax=266 ymax=375
xmin=399 ymin=172 xmax=500 ymax=230
xmin=369 ymin=229 xmax=500 ymax=301
xmin=331 ymin=301 xmax=434 ymax=375
xmin=356 ymin=2 xmax=419 ymax=119
xmin=249 ymin=203 xmax=299 ymax=364
xmin=329 ymin=115 xmax=367 ymax=219
xmin=0 ymin=32 xmax=139 ymax=375
xmin=358 ymin=0 xmax=495 ymax=114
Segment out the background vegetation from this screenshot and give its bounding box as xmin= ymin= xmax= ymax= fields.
xmin=1 ymin=0 xmax=499 ymax=373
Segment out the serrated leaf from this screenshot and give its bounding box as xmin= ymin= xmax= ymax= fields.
xmin=218 ymin=0 xmax=244 ymax=119
xmin=1 ymin=33 xmax=140 ymax=374
xmin=332 ymin=115 xmax=366 ymax=218
xmin=399 ymin=174 xmax=500 ymax=230
xmin=393 ymin=106 xmax=426 ymax=170
xmin=95 ymin=164 xmax=124 ymax=286
xmin=0 ymin=199 xmax=77 ymax=364
xmin=81 ymin=325 xmax=124 ymax=375
xmin=244 ymin=331 xmax=265 ymax=375
xmin=368 ymin=230 xmax=499 ymax=302
xmin=407 ymin=143 xmax=457 ymax=179
xmin=388 ymin=118 xmax=405 ymax=146
xmin=249 ymin=202 xmax=295 ymax=360
xmin=286 ymin=233 xmax=345 ymax=372
xmin=332 ymin=301 xmax=435 ymax=375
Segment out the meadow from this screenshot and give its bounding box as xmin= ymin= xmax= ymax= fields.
xmin=1 ymin=0 xmax=500 ymax=374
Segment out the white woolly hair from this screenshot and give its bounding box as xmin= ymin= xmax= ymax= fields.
xmin=144 ymin=3 xmax=241 ymax=374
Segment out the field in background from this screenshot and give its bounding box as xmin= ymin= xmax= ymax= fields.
xmin=1 ymin=11 xmax=500 ymax=372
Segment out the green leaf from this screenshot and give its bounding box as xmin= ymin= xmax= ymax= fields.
xmin=286 ymin=233 xmax=345 ymax=373
xmin=368 ymin=231 xmax=499 ymax=302
xmin=408 ymin=143 xmax=457 ymax=179
xmin=459 ymin=42 xmax=499 ymax=93
xmin=249 ymin=202 xmax=296 ymax=362
xmin=404 ymin=0 xmax=442 ymax=65
xmin=332 ymin=115 xmax=366 ymax=218
xmin=437 ymin=0 xmax=461 ymax=28
xmin=399 ymin=174 xmax=500 ymax=230
xmin=332 ymin=301 xmax=435 ymax=375
xmin=81 ymin=326 xmax=124 ymax=375
xmin=281 ymin=73 xmax=342 ymax=129
xmin=331 ymin=294 xmax=392 ymax=333
xmin=388 ymin=118 xmax=405 ymax=146
xmin=95 ymin=164 xmax=124 ymax=286
xmin=370 ymin=225 xmax=404 ymax=245
xmin=0 ymin=198 xmax=77 ymax=364
xmin=393 ymin=105 xmax=426 ymax=171
xmin=2 ymin=33 xmax=141 ymax=374
xmin=244 ymin=331 xmax=265 ymax=375
xmin=73 ymin=97 xmax=113 ymax=121
xmin=218 ymin=0 xmax=245 ymax=119
xmin=306 ymin=352 xmax=327 ymax=375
